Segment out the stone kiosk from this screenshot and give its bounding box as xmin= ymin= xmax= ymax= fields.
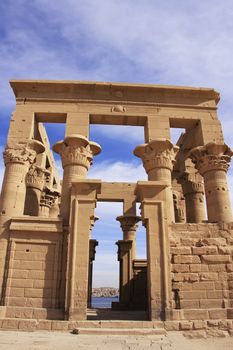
xmin=0 ymin=80 xmax=233 ymax=334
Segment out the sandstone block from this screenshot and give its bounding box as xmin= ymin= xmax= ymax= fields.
xmin=180 ymin=300 xmax=199 ymax=309
xmin=193 ymin=320 xmax=207 ymax=329
xmin=190 ymin=264 xmax=208 ymax=272
xmin=51 ymin=321 xmax=68 ymax=331
xmin=201 ymin=255 xmax=231 ymax=264
xmin=174 ymin=255 xmax=201 ymax=264
xmin=180 ymin=290 xmax=206 ymax=300
xmin=208 ymin=264 xmax=226 ymax=272
xmin=38 ymin=320 xmax=52 ymax=330
xmin=183 ymin=310 xmax=208 ymax=320
xmin=202 ymin=238 xmax=227 ymax=246
xmin=183 ymin=330 xmax=207 ymax=339
xmin=226 ymin=264 xmax=233 ymax=272
xmin=9 ymin=288 xmax=24 ymax=297
xmin=192 ymin=281 xmax=215 ymax=290
xmin=209 ymin=307 xmax=227 ymax=319
xmin=180 ymin=321 xmax=193 ymax=330
xmin=200 ymin=300 xmax=223 ymax=308
xmin=200 ymin=272 xmax=218 ymax=281
xmin=192 ymin=246 xmax=218 ymax=255
xmin=18 ymin=319 xmax=38 ymax=331
xmin=2 ymin=319 xmax=19 ymax=329
xmin=172 ymin=264 xmax=189 ymax=273
xmin=164 ymin=321 xmax=180 ymax=331
xmin=170 ymin=247 xmax=191 ymax=255
xmin=206 ymin=291 xmax=223 ymax=299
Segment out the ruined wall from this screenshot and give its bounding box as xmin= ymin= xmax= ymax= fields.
xmin=170 ymin=223 xmax=233 ymax=319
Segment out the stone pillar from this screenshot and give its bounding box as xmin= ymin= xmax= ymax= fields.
xmin=116 ymin=240 xmax=133 ymax=307
xmin=134 ymin=139 xmax=179 ymax=222
xmin=116 ymin=215 xmax=141 ymax=260
xmin=39 ymin=187 xmax=60 ymax=217
xmin=24 ymin=166 xmax=50 ymax=216
xmin=88 ymin=239 xmax=98 ymax=308
xmin=137 ymin=181 xmax=172 ymax=321
xmin=53 ymin=134 xmax=101 ymax=224
xmin=181 ymin=172 xmax=206 ymax=223
xmin=0 ymin=140 xmax=45 ymax=217
xmin=66 ymin=180 xmax=101 ymax=320
xmin=189 ymin=142 xmax=233 ymax=223
xmin=173 ymin=191 xmax=186 ymax=223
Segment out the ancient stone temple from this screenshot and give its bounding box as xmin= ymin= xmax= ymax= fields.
xmin=0 ymin=80 xmax=233 ymax=333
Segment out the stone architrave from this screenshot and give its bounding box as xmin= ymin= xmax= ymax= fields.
xmin=189 ymin=142 xmax=233 ymax=222
xmin=0 ymin=140 xmax=45 ymax=217
xmin=53 ymin=134 xmax=101 ymax=224
xmin=134 ymin=139 xmax=179 ymax=222
xmin=116 ymin=240 xmax=133 ymax=307
xmin=116 ymin=215 xmax=141 ymax=260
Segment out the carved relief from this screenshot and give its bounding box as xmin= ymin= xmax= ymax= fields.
xmin=111 ymin=105 xmax=126 ymax=112
xmin=3 ymin=140 xmax=45 ymax=166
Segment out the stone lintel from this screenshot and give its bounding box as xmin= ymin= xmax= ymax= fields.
xmin=71 ymin=179 xmax=102 ymax=200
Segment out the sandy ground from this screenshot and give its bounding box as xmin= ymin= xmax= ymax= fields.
xmin=0 ymin=331 xmax=232 ymax=350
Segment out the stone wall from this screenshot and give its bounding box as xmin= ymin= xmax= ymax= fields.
xmin=170 ymin=223 xmax=233 ymax=319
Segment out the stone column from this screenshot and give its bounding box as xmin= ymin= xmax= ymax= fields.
xmin=39 ymin=187 xmax=60 ymax=217
xmin=181 ymin=172 xmax=206 ymax=223
xmin=137 ymin=181 xmax=172 ymax=321
xmin=116 ymin=240 xmax=133 ymax=307
xmin=189 ymin=142 xmax=233 ymax=223
xmin=116 ymin=215 xmax=141 ymax=260
xmin=53 ymin=134 xmax=101 ymax=224
xmin=0 ymin=140 xmax=45 ymax=217
xmin=134 ymin=139 xmax=179 ymax=222
xmin=88 ymin=239 xmax=99 ymax=308
xmin=24 ymin=166 xmax=50 ymax=216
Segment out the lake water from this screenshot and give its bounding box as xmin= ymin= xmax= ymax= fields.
xmin=91 ymin=297 xmax=119 ymax=308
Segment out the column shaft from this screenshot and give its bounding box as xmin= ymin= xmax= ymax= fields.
xmin=190 ymin=142 xmax=233 ymax=223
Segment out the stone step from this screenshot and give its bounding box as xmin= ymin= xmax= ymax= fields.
xmin=73 ymin=327 xmax=166 ymax=336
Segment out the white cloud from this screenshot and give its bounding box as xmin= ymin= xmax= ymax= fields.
xmin=89 ymin=160 xmax=147 ymax=182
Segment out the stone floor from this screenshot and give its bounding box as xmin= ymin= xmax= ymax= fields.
xmin=0 ymin=330 xmax=232 ymax=350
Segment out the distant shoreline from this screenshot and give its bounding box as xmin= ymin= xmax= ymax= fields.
xmin=92 ymin=287 xmax=119 ymax=298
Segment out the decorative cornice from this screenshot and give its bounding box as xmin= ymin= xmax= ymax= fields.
xmin=134 ymin=139 xmax=179 ymax=173
xmin=53 ymin=134 xmax=101 ymax=169
xmin=189 ymin=142 xmax=233 ymax=175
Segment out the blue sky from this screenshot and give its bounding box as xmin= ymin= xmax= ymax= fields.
xmin=1 ymin=0 xmax=233 ymax=287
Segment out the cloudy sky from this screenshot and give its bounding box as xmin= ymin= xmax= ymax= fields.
xmin=1 ymin=0 xmax=233 ymax=287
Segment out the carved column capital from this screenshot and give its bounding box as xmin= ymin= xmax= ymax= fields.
xmin=116 ymin=215 xmax=141 ymax=233
xmin=189 ymin=142 xmax=233 ymax=175
xmin=89 ymin=239 xmax=99 ymax=262
xmin=3 ymin=140 xmax=45 ymax=167
xmin=181 ymin=172 xmax=204 ymax=195
xmin=89 ymin=215 xmax=99 ymax=233
xmin=40 ymin=187 xmax=60 ymax=209
xmin=134 ymin=138 xmax=179 ymax=173
xmin=26 ymin=166 xmax=50 ymax=191
xmin=116 ymin=240 xmax=132 ymax=261
xmin=53 ymin=134 xmax=101 ymax=170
